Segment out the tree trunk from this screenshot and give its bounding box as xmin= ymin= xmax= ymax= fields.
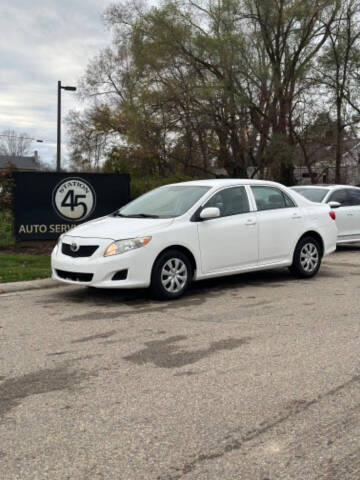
xmin=335 ymin=99 xmax=343 ymax=184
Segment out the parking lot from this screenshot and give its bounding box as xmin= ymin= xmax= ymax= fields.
xmin=1 ymin=245 xmax=360 ymax=479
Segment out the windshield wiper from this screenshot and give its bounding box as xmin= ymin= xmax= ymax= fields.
xmin=112 ymin=212 xmax=160 ymax=218
xmin=126 ymin=213 xmax=160 ymax=218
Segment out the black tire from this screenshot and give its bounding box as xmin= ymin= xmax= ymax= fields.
xmin=151 ymin=249 xmax=193 ymax=300
xmin=289 ymin=236 xmax=322 ymax=278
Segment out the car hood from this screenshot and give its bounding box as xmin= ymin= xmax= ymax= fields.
xmin=64 ymin=216 xmax=175 ymax=240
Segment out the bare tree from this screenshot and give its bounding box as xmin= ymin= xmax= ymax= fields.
xmin=66 ymin=109 xmax=111 ymax=171
xmin=0 ymin=129 xmax=33 ymax=157
xmin=316 ymin=0 xmax=360 ymax=182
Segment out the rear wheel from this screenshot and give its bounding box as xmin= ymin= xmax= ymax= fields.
xmin=289 ymin=236 xmax=322 ymax=278
xmin=151 ymin=249 xmax=192 ymax=300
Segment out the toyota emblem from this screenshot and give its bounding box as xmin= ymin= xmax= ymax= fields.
xmin=70 ymin=242 xmax=80 ymax=253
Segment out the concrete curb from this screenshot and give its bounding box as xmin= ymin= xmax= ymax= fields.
xmin=0 ymin=278 xmax=62 ymax=295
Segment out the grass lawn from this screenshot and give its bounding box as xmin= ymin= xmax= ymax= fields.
xmin=0 ymin=209 xmax=54 ymax=282
xmin=0 ymin=253 xmax=51 ymax=283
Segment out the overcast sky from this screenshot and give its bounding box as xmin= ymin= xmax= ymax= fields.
xmin=0 ymin=0 xmax=114 ymax=168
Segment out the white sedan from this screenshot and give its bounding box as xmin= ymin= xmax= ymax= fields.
xmin=291 ymin=185 xmax=360 ymax=244
xmin=52 ymin=179 xmax=337 ymax=299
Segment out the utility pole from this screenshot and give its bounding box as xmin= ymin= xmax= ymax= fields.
xmin=56 ymin=81 xmax=76 ymax=172
xmin=57 ymin=81 xmax=61 ymax=172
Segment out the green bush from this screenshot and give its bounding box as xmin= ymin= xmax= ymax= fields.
xmin=0 ymin=209 xmax=14 ymax=248
xmin=103 ymin=148 xmax=209 ymax=199
xmin=0 ymin=168 xmax=14 ymax=211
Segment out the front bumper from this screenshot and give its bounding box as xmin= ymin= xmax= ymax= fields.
xmin=51 ymin=236 xmax=154 ymax=289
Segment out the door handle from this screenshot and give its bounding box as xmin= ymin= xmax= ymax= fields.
xmin=245 ymin=219 xmax=256 ymax=226
xmin=291 ymin=213 xmax=302 ymax=219
xmin=347 ymin=213 xmax=354 ymax=216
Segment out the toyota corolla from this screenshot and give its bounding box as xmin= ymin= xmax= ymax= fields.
xmin=291 ymin=184 xmax=360 ymax=244
xmin=51 ymin=179 xmax=337 ymax=299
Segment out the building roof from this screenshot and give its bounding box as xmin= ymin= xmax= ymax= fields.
xmin=0 ymin=155 xmax=40 ymax=171
xmin=300 ymin=138 xmax=360 ymax=165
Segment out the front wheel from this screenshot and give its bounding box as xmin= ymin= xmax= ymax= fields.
xmin=151 ymin=249 xmax=192 ymax=300
xmin=289 ymin=236 xmax=322 ymax=278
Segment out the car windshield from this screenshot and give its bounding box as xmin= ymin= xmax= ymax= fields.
xmin=117 ymin=185 xmax=210 ymax=218
xmin=292 ymin=187 xmax=329 ymax=203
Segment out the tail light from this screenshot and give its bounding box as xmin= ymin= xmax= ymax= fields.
xmin=329 ymin=211 xmax=336 ymax=220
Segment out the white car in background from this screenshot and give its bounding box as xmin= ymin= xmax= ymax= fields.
xmin=52 ymin=179 xmax=337 ymax=299
xmin=291 ymin=185 xmax=360 ymax=244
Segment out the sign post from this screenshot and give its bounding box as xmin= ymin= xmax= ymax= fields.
xmin=13 ymin=172 xmax=130 ymax=241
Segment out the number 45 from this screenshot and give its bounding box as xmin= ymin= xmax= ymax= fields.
xmin=61 ymin=190 xmax=88 ymax=217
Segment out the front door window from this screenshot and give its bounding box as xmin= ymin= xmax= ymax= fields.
xmin=204 ymin=186 xmax=250 ymax=217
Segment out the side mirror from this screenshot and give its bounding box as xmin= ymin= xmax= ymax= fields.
xmin=200 ymin=207 xmax=220 ymax=220
xmin=328 ymin=201 xmax=341 ymax=209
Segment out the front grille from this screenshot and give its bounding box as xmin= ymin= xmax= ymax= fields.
xmin=62 ymin=243 xmax=98 ymax=258
xmin=56 ymin=269 xmax=93 ymax=282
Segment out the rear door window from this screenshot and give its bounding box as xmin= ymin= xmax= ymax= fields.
xmin=252 ymin=186 xmax=295 ymax=211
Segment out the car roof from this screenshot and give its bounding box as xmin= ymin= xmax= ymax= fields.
xmin=292 ymin=184 xmax=359 ymax=190
xmin=172 ymin=179 xmax=289 ymax=188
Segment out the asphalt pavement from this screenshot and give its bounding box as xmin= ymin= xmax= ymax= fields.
xmin=1 ymin=245 xmax=360 ymax=479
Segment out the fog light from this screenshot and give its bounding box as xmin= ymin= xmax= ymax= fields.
xmin=112 ymin=270 xmax=128 ymax=281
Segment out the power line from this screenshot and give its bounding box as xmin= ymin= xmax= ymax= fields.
xmin=0 ymin=134 xmax=43 ymax=142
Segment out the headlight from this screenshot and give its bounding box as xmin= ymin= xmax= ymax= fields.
xmin=104 ymin=236 xmax=151 ymax=257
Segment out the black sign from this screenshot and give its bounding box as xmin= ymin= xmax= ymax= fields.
xmin=13 ymin=172 xmax=130 ymax=240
